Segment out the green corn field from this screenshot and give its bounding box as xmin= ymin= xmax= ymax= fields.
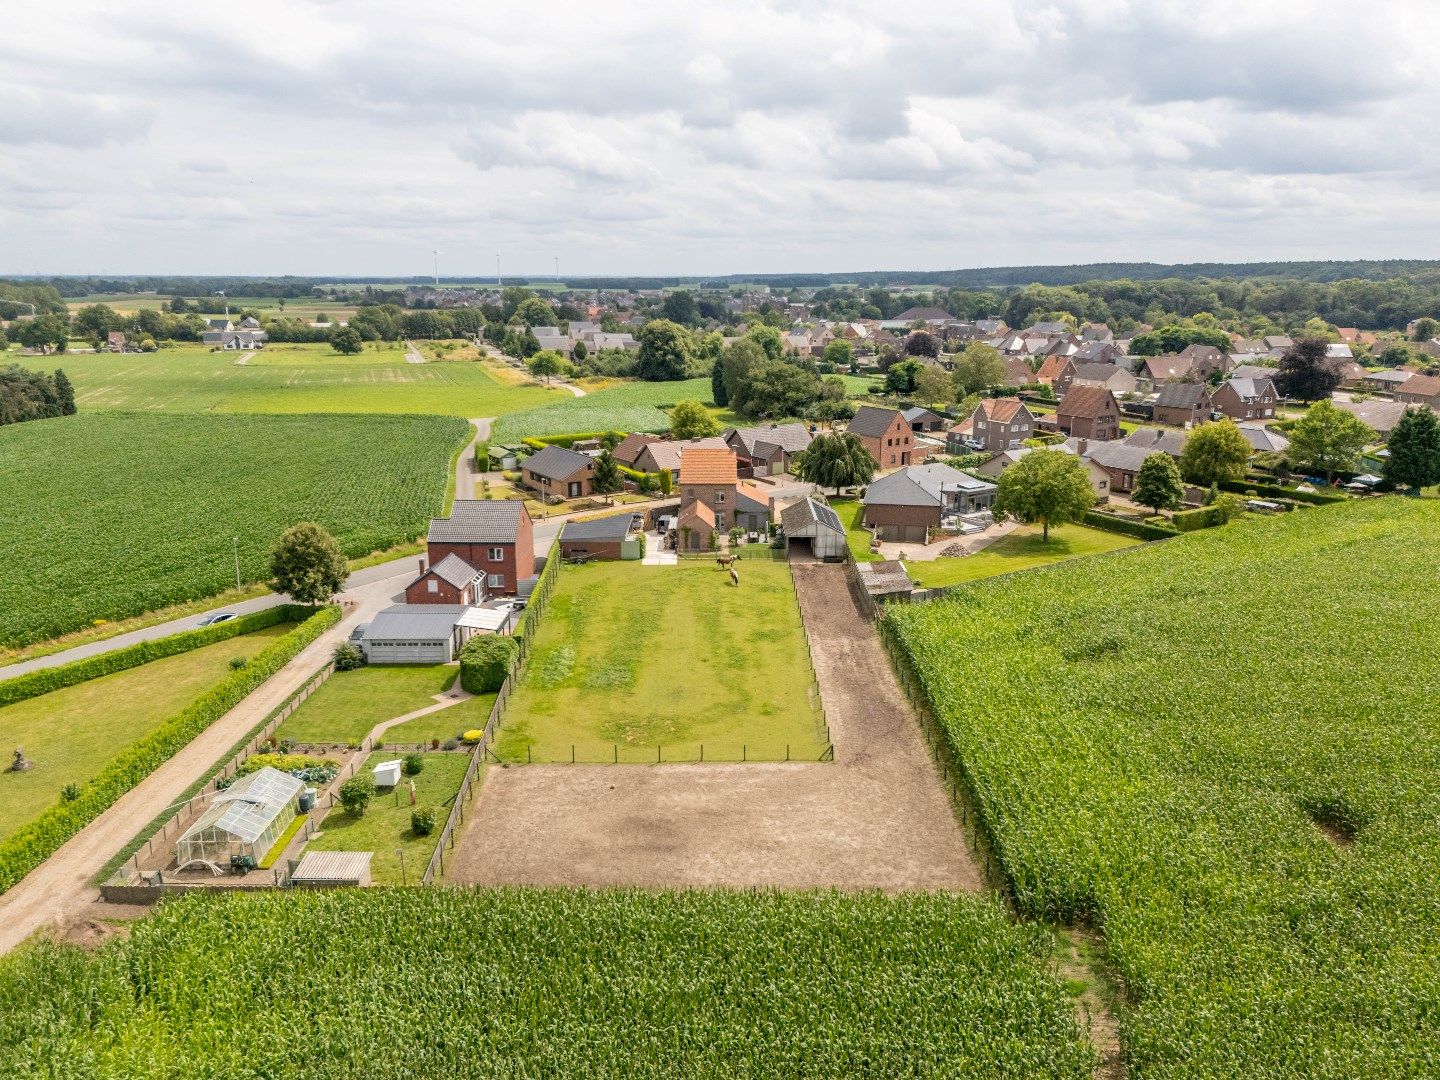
xmin=886 ymin=496 xmax=1440 ymax=1077
xmin=0 ymin=888 xmax=1092 ymax=1077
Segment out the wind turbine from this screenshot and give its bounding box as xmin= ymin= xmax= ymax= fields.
xmin=496 ymin=253 xmax=502 ymax=287
xmin=432 ymin=250 xmax=441 ymax=287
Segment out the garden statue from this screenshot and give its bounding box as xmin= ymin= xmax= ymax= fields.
xmin=9 ymin=747 xmax=32 ymax=772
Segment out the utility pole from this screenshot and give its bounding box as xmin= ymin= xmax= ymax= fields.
xmin=232 ymin=537 xmax=241 ymax=590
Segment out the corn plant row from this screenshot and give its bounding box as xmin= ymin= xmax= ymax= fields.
xmin=0 ymin=411 xmax=467 ymax=647
xmin=886 ymin=497 xmax=1440 ymax=1078
xmin=0 ymin=605 xmax=340 ymax=894
xmin=0 ymin=888 xmax=1092 ymax=1077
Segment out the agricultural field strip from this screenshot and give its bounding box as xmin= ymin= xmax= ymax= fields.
xmin=886 ymin=498 xmax=1440 ymax=1076
xmin=0 ymin=412 xmax=465 ymax=647
xmin=0 ymin=890 xmax=1094 ymax=1077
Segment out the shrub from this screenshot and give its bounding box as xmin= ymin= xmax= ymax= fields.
xmin=228 ymin=656 xmax=248 ymax=671
xmin=1082 ymin=510 xmax=1178 ymax=541
xmin=402 ymin=754 xmax=424 ymax=777
xmin=442 ymin=738 xmax=460 ymax=751
xmin=333 ymin=642 xmax=366 ymax=671
xmin=339 ymin=775 xmax=374 ymax=817
xmin=0 ymin=605 xmax=340 ymax=894
xmin=459 ymin=634 xmax=519 ymax=694
xmin=59 ymin=784 xmax=80 ymax=803
xmin=459 ymin=731 xmax=483 ymax=745
xmin=410 ymin=807 xmax=437 ymax=837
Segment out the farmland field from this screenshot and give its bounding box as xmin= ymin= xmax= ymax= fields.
xmin=491 ymin=377 xmax=715 ymax=441
xmin=15 ymin=345 xmax=562 ymax=416
xmin=0 ymin=412 xmax=466 ymax=647
xmin=0 ymin=889 xmax=1093 ymax=1076
xmin=885 ymin=498 xmax=1440 ymax=1075
xmin=497 ymin=561 xmax=828 ymax=762
xmin=0 ymin=624 xmax=291 ymax=841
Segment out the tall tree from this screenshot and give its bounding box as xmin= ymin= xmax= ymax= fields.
xmin=1384 ymin=406 xmax=1440 ymax=491
xmin=745 ymin=324 xmax=784 ymax=362
xmin=661 ymin=290 xmax=699 ymax=326
xmin=951 ymin=341 xmax=1007 ymax=396
xmin=269 ymin=522 xmax=349 ymax=605
xmin=635 ymin=319 xmax=694 ymax=381
xmin=884 ymin=358 xmax=922 ymax=395
xmin=719 ymin=338 xmax=763 ymax=407
xmin=904 ymin=330 xmax=940 ymax=358
xmin=790 ymin=433 xmax=875 ymax=494
xmin=16 ymin=314 xmax=69 ymax=354
xmin=993 ymin=449 xmax=1096 ymax=542
xmin=590 ymin=450 xmax=622 ymax=496
xmin=527 ymin=349 xmax=567 ymax=383
xmin=668 ymin=399 xmax=720 ymax=440
xmin=822 ymin=339 xmax=854 ymax=373
xmin=1274 ymin=338 xmax=1341 ymax=402
xmin=914 ymin=364 xmax=952 ymax=403
xmin=1180 ymin=419 xmax=1252 ymax=486
xmin=513 ymin=296 xmax=556 ymax=327
xmin=1288 ymin=400 xmax=1374 ymax=481
xmin=330 ymin=326 xmax=363 ymax=354
xmin=53 ymin=369 xmax=76 ymax=416
xmin=1133 ymin=452 xmax=1184 ymax=514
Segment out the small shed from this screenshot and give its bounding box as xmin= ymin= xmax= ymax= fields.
xmin=362 ymin=604 xmax=481 ymax=664
xmin=856 ymin=560 xmax=916 ymax=601
xmin=781 ymin=497 xmax=848 ymax=561
xmin=373 ymin=759 xmax=403 ymax=788
xmin=559 ymin=513 xmax=641 ymax=561
xmin=176 ymin=767 xmax=302 ymax=869
xmin=290 ymin=850 xmax=373 ymax=888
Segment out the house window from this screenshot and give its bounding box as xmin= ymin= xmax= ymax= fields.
xmin=427 ymin=579 xmax=438 ymax=593
xmin=715 ymin=491 xmax=725 ymax=503
xmin=488 ymin=574 xmax=505 ymax=588
xmin=488 ymin=547 xmax=503 ymax=561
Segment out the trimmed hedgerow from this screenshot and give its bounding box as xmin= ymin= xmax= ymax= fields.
xmin=1082 ymin=510 xmax=1178 ymax=540
xmin=0 ymin=605 xmax=339 ymax=894
xmin=459 ymin=635 xmax=519 ymax=694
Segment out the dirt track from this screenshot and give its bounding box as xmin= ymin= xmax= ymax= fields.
xmin=446 ymin=562 xmax=979 ymax=891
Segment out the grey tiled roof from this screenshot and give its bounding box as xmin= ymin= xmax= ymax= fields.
xmin=429 ymin=553 xmax=481 ymax=588
xmin=428 ymin=500 xmax=524 ymax=544
xmin=523 ymin=444 xmax=594 ymax=482
xmin=848 ymin=405 xmax=903 ymax=438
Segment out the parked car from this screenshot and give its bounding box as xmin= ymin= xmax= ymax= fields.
xmin=197 ymin=612 xmax=237 ymax=626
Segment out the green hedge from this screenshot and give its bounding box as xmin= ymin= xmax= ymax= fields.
xmin=521 ymin=430 xmax=626 ymax=451
xmin=1083 ymin=511 xmax=1179 ymax=540
xmin=459 ymin=635 xmax=519 ymax=694
xmin=516 ymin=541 xmax=562 ymax=642
xmin=1218 ymin=479 xmax=1347 ymax=505
xmin=1171 ymin=506 xmax=1227 ymax=532
xmin=0 ymin=604 xmax=340 ymax=894
xmin=0 ymin=605 xmax=300 ymax=710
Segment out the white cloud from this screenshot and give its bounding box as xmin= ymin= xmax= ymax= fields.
xmin=1 ymin=0 xmax=1438 ymax=274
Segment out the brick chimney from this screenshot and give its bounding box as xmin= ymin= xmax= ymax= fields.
xmin=418 ymin=557 xmax=427 ymax=575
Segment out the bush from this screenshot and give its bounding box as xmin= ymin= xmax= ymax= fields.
xmin=460 ymin=730 xmax=483 ymax=745
xmin=411 ymin=807 xmax=437 ymax=837
xmin=228 ymin=656 xmax=248 ymax=671
xmin=442 ymin=738 xmax=460 ymax=751
xmin=0 ymin=605 xmax=340 ymax=894
xmin=402 ymin=753 xmax=424 ymax=777
xmin=1171 ymin=506 xmax=1227 ymax=532
xmin=459 ymin=634 xmax=519 ymax=694
xmin=333 ymin=642 xmax=366 ymax=671
xmin=339 ymin=775 xmax=374 ymax=817
xmin=59 ymin=784 xmax=80 ymax=803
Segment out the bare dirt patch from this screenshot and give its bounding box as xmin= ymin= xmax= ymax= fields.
xmin=446 ymin=563 xmax=980 ymax=891
xmin=1056 ymin=927 xmax=1126 ymax=1080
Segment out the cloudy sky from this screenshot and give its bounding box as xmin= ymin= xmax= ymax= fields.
xmin=2 ymin=0 xmax=1435 ymax=277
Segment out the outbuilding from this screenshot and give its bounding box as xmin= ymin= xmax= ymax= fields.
xmin=361 ymin=604 xmax=487 ymax=664
xmin=780 ymin=497 xmax=848 ymax=560
xmin=558 ymin=513 xmax=642 ymax=561
xmin=290 ymin=850 xmax=373 ymax=888
xmin=175 ymin=767 xmax=302 ymax=871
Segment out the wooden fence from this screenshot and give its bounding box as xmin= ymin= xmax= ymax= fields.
xmin=101 ymin=663 xmax=336 ymax=892
xmin=420 ymin=540 xmax=562 ymax=884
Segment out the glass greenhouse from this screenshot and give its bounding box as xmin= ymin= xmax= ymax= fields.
xmin=175 ymin=766 xmax=303 ymax=868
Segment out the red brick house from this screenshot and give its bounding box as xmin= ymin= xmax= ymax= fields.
xmin=404 ymin=553 xmax=483 ymax=605
xmin=1055 ymin=386 xmax=1121 ymax=441
xmin=1212 ymin=377 xmax=1277 ymax=421
xmin=966 ymin=397 xmax=1034 ymax=452
xmin=678 ymin=447 xmax=740 ymax=537
xmin=611 ymin=432 xmax=659 ymax=467
xmin=848 ymin=405 xmax=914 ymax=469
xmin=521 ymin=444 xmax=595 ymax=500
xmin=1035 ymin=355 xmax=1077 ymax=392
xmin=426 ymin=500 xmax=535 ymax=598
xmin=1152 ymin=382 xmax=1213 ymax=427
xmin=1395 ymin=373 xmax=1440 ymax=408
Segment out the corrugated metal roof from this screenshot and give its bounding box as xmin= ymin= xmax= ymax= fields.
xmin=363 ymin=605 xmax=470 ymax=643
xmin=292 ymin=850 xmax=373 ymax=883
xmin=428 ymin=500 xmax=524 ymax=544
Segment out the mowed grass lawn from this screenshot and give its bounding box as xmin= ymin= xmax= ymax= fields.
xmin=19 ymin=345 xmax=563 ymax=416
xmin=828 ymin=498 xmax=879 ymax=562
xmin=904 ymin=524 xmax=1141 ymax=588
xmin=385 ymin=691 xmax=499 ymax=746
xmin=498 ymin=562 xmax=827 ymax=762
xmin=0 ymin=624 xmax=291 ymax=841
xmin=306 ymin=752 xmax=472 ymax=884
xmin=277 ymin=665 xmax=460 ymax=746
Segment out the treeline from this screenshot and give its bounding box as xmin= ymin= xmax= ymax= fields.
xmin=0 ymin=366 xmax=76 ymax=425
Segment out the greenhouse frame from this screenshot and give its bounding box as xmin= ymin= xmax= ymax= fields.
xmin=175 ymin=766 xmax=303 ymax=868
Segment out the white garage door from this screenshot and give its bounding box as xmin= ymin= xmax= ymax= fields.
xmin=367 ymin=640 xmax=448 ymax=664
